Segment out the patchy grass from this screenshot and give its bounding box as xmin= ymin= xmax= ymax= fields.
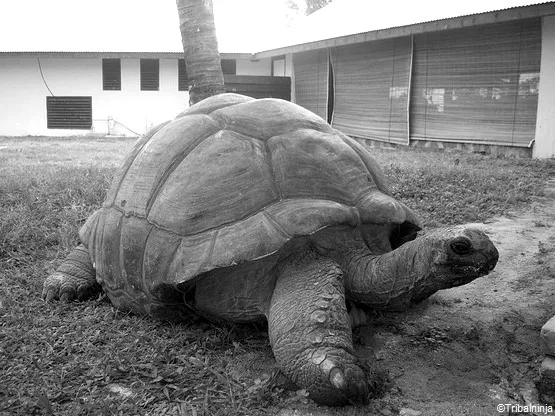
xmin=376 ymin=148 xmax=555 ymax=227
xmin=1 ymin=136 xmax=555 ymax=415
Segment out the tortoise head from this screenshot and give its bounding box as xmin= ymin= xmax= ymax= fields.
xmin=423 ymin=226 xmax=499 ymax=288
xmin=340 ymin=224 xmax=499 ymax=310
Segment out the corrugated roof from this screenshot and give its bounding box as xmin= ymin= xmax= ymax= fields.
xmin=258 ymin=0 xmax=555 ymax=53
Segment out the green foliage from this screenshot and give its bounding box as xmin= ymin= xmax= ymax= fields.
xmin=304 ymin=0 xmax=332 ymax=15
xmin=285 ymin=0 xmax=332 ymax=15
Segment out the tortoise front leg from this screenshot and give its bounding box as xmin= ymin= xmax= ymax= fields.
xmin=268 ymin=250 xmax=369 ymax=406
xmin=42 ymin=244 xmax=100 ymax=302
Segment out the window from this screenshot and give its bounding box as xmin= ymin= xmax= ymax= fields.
xmin=140 ymin=59 xmax=159 ymax=91
xmin=46 ymin=96 xmax=92 ymax=129
xmin=271 ymin=55 xmax=286 ymax=76
xmin=102 ymin=58 xmax=121 ymax=90
xmin=221 ymin=59 xmax=236 ymax=75
xmin=178 ymin=59 xmax=189 ymax=91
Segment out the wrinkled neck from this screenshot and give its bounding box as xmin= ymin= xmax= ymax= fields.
xmin=338 ymin=239 xmax=440 ymax=312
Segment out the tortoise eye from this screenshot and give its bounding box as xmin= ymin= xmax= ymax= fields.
xmin=450 ymin=237 xmax=474 ymax=255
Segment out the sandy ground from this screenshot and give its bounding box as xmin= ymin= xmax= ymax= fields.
xmin=275 ymin=180 xmax=555 ymax=416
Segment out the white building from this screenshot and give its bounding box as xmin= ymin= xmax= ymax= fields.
xmin=258 ymin=0 xmax=555 ymax=158
xmin=0 ymin=52 xmax=275 ymax=136
xmin=1 ymin=0 xmax=554 ymax=158
xmin=0 ymin=0 xmax=288 ymax=137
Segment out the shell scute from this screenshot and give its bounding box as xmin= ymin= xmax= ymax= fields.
xmin=108 ymin=114 xmax=221 ymax=217
xmin=264 ymin=199 xmax=360 ymax=237
xmin=120 ymin=215 xmax=152 ymax=291
xmin=176 ymin=93 xmax=254 ymax=118
xmin=209 ymin=211 xmax=290 ymax=267
xmin=148 ymin=130 xmax=277 ymax=235
xmin=166 ymin=231 xmax=217 ymax=284
xmin=142 ymin=227 xmax=182 ymax=293
xmin=95 ymin=208 xmax=124 ymax=289
xmin=104 ymin=120 xmax=171 ymax=207
xmin=211 ymin=98 xmax=335 ymax=140
xmin=269 ymin=129 xmax=377 ymax=204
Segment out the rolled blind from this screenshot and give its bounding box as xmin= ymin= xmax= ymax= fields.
xmin=330 ymin=37 xmax=411 ymax=144
xmin=293 ymin=49 xmax=329 ymax=120
xmin=410 ymin=19 xmax=541 ymax=147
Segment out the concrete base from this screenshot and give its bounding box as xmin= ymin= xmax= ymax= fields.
xmin=539 ymin=356 xmax=555 ymax=405
xmin=541 ymin=316 xmax=555 ymax=356
xmin=349 ymin=136 xmax=533 ymax=158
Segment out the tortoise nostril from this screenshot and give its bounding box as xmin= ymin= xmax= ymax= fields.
xmin=450 ymin=237 xmax=474 ymax=255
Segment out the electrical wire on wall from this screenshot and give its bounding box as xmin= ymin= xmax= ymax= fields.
xmin=92 ymin=118 xmax=141 ymax=137
xmin=37 ymin=58 xmax=54 ymax=96
xmin=37 ymin=57 xmax=141 ymax=137
xmin=113 ymin=120 xmax=140 ymax=136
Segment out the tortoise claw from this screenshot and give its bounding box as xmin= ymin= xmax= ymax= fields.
xmin=44 ymin=288 xmax=57 ymax=303
xmin=344 ymin=366 xmax=370 ymax=405
xmin=59 ymin=291 xmax=72 ymax=303
xmin=42 ymin=272 xmax=76 ymax=302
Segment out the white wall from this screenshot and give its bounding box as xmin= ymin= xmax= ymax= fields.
xmin=533 ymin=15 xmax=555 ymax=158
xmin=0 ymin=56 xmax=273 ymax=137
xmin=0 ymin=57 xmax=190 ymax=136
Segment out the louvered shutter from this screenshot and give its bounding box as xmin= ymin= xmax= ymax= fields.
xmin=46 ymin=97 xmax=92 ymax=129
xmin=102 ymin=59 xmax=121 ymax=90
xmin=140 ymin=59 xmax=159 ymax=91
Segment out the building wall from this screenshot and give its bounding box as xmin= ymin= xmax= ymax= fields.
xmin=0 ymin=56 xmax=272 ymax=137
xmin=290 ymin=18 xmax=549 ymax=156
xmin=236 ymin=57 xmax=271 ymax=75
xmin=285 ymin=53 xmax=295 ymax=102
xmin=533 ymin=15 xmax=555 ymax=158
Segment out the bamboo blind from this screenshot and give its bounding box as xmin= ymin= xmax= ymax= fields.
xmin=330 ymin=37 xmax=412 ymax=144
xmin=293 ymin=49 xmax=329 ymax=120
xmin=410 ymin=19 xmax=541 ymax=146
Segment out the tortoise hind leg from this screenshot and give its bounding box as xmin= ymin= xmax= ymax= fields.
xmin=268 ymin=250 xmax=369 ymax=406
xmin=43 ymin=244 xmax=100 ymax=302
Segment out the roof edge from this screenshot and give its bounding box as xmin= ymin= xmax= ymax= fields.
xmin=0 ymin=51 xmax=255 ymax=59
xmin=253 ymin=2 xmax=555 ymax=58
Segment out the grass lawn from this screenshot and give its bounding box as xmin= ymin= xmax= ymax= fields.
xmin=1 ymin=135 xmax=554 ymax=415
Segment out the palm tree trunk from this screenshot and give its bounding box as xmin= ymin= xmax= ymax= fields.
xmin=176 ymin=0 xmax=226 ymax=105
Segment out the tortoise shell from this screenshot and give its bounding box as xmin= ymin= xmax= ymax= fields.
xmin=80 ymin=94 xmax=420 ymax=309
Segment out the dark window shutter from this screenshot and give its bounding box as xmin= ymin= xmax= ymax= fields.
xmin=102 ymin=58 xmax=121 ymax=90
xmin=46 ymin=96 xmax=92 ymax=129
xmin=178 ymin=59 xmax=189 ymax=91
xmin=141 ymin=59 xmax=159 ymax=91
xmin=221 ymin=59 xmax=236 ymax=75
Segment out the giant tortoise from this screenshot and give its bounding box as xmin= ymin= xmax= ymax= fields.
xmin=43 ymin=93 xmax=499 ymax=405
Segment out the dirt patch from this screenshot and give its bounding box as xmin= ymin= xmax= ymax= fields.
xmin=276 ymin=180 xmax=555 ymax=416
